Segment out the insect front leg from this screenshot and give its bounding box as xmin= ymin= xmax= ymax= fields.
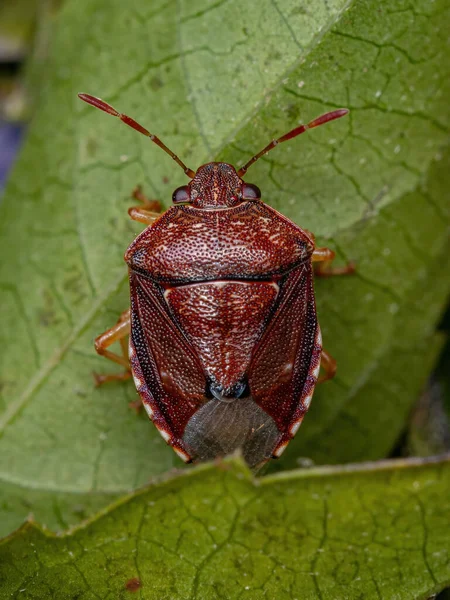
xmin=317 ymin=348 xmax=337 ymax=383
xmin=312 ymin=247 xmax=355 ymax=277
xmin=93 ymin=309 xmax=131 ymax=386
xmin=128 ymin=185 xmax=162 ymax=224
xmin=132 ymin=184 xmax=161 ymax=211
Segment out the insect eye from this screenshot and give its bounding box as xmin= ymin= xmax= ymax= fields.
xmin=172 ymin=185 xmax=190 ymax=204
xmin=242 ymin=183 xmax=261 ymax=200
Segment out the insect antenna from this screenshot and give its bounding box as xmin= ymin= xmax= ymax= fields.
xmin=78 ymin=93 xmax=195 ymax=178
xmin=237 ymin=109 xmax=349 ymax=177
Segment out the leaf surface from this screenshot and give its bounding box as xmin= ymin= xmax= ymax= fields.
xmin=1 ymin=457 xmax=450 ymax=600
xmin=0 ymin=0 xmax=449 ymax=534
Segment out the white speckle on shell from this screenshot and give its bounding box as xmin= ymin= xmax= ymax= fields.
xmin=174 ymin=447 xmax=191 ymax=462
xmin=143 ymin=402 xmax=154 ymax=418
xmin=312 ymin=362 xmax=321 ymax=379
xmin=289 ymin=419 xmax=303 ymax=436
xmin=159 ymin=429 xmax=171 ymax=443
xmin=303 ymin=394 xmax=313 ymax=408
xmin=315 ymin=327 xmax=322 ymax=346
xmin=132 ymin=372 xmax=143 ymax=390
xmin=274 ymin=441 xmax=289 ymax=457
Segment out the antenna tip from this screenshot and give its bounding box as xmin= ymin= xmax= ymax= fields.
xmin=78 ymin=92 xmax=93 ymax=102
xmin=77 ymin=93 xmax=119 ymax=116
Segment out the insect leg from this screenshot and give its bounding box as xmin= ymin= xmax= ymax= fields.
xmin=128 ymin=207 xmax=161 ymax=224
xmin=312 ymin=247 xmax=355 ymax=277
xmin=93 ymin=309 xmax=131 ymax=386
xmin=317 ymin=349 xmax=337 ymax=383
xmin=132 ymin=185 xmax=161 ymax=211
xmin=128 ymin=185 xmax=162 ymax=224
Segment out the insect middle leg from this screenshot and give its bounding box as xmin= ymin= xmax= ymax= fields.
xmin=312 ymin=247 xmax=355 ymax=277
xmin=93 ymin=309 xmax=131 ymax=386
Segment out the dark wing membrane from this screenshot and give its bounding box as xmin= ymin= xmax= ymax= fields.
xmin=129 ymin=271 xmax=207 ymax=455
xmin=248 ymin=264 xmax=321 ymax=443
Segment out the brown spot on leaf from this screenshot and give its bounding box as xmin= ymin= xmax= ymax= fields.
xmin=125 ymin=578 xmax=142 ymax=592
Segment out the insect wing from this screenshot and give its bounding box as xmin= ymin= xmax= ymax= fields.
xmin=129 ymin=271 xmax=207 ymax=461
xmin=248 ymin=264 xmax=322 ymax=462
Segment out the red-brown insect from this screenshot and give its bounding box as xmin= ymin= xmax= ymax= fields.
xmin=79 ymin=93 xmax=354 ymax=469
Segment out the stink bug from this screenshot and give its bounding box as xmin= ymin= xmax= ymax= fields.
xmin=79 ymin=93 xmax=354 ymax=469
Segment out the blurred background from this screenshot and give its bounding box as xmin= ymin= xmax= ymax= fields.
xmin=0 ymin=0 xmax=59 ymax=190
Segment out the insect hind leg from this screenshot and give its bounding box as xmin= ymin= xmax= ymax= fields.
xmin=318 ymin=348 xmax=337 ymax=383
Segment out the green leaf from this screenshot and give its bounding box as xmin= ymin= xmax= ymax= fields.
xmin=1 ymin=456 xmax=450 ymax=599
xmin=1 ymin=0 xmax=449 ymax=535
